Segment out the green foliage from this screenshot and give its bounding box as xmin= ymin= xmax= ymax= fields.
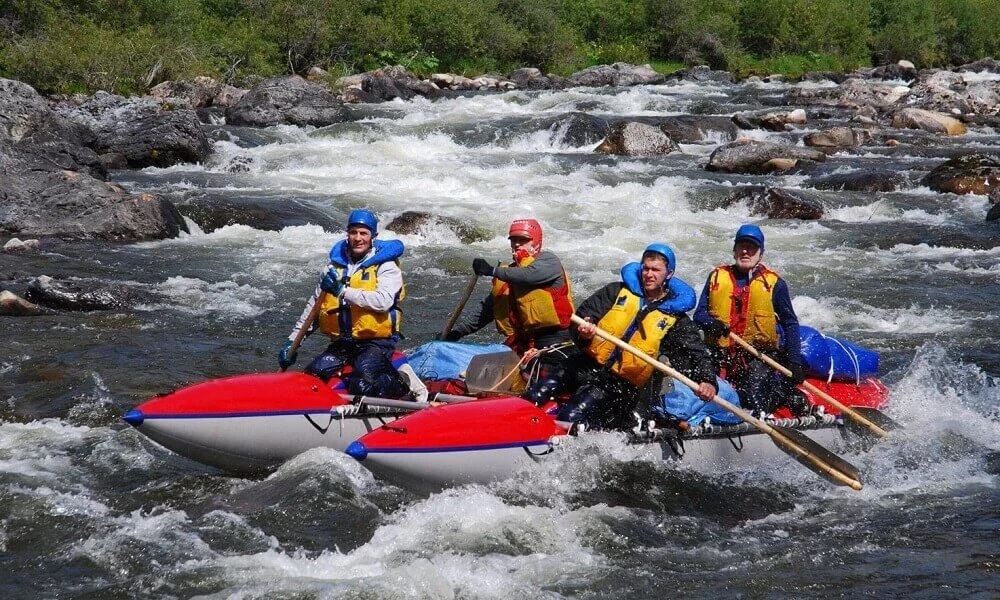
xmin=1 ymin=0 xmax=998 ymax=95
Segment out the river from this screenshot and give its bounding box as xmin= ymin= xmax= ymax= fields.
xmin=2 ymin=74 xmax=998 ymax=598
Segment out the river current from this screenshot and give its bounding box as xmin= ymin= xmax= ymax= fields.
xmin=2 ymin=75 xmax=999 ymax=598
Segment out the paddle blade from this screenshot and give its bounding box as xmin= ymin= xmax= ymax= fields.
xmin=851 ymin=407 xmax=902 ymax=431
xmin=771 ymin=426 xmax=863 ymax=489
xmin=465 ymin=350 xmax=522 ymax=394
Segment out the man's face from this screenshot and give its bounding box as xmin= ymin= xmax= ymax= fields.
xmin=641 ymin=257 xmax=671 ymax=297
xmin=733 ymin=240 xmax=762 ymax=271
xmin=509 ymin=236 xmax=537 ymax=259
xmin=348 ymin=225 xmax=374 ymax=258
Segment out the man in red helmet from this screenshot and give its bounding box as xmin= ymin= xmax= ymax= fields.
xmin=445 ymin=218 xmax=578 ymax=405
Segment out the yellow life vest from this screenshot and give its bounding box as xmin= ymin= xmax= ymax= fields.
xmin=506 ymin=254 xmax=575 ymax=339
xmin=490 ymin=278 xmax=515 ymax=336
xmin=318 ymin=260 xmax=405 ymax=340
xmin=585 ymin=288 xmax=678 ymax=387
xmin=705 ymin=264 xmax=779 ymax=350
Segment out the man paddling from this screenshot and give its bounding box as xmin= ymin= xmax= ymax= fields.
xmin=693 ymin=224 xmax=808 ymax=416
xmin=445 ymin=218 xmax=579 ymax=404
xmin=278 ymin=209 xmax=411 ymax=398
xmin=561 ymin=243 xmax=717 ymax=430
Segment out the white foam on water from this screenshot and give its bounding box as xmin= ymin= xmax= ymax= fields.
xmin=0 ymin=419 xmax=94 ymax=481
xmin=793 ymin=296 xmax=968 ymax=335
xmin=144 ymin=275 xmax=273 ymax=319
xmin=183 ymin=486 xmax=610 ymax=597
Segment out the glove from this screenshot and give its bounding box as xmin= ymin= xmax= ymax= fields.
xmin=787 ymin=362 xmax=806 ymax=384
xmin=320 ymin=270 xmax=344 ymax=296
xmin=702 ymin=318 xmax=730 ymax=338
xmin=472 ymin=258 xmax=495 ymax=277
xmin=278 ymin=340 xmax=297 ymax=370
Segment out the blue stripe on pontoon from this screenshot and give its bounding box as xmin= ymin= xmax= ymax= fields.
xmin=363 ymin=440 xmax=551 ymax=454
xmin=140 ymin=410 xmax=337 ymax=419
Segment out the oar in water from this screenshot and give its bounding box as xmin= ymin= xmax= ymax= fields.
xmin=569 ymin=314 xmax=863 ymax=490
xmin=281 ymin=290 xmax=327 ymax=372
xmin=440 ymin=274 xmax=480 ymax=339
xmin=727 ymin=331 xmax=898 ymax=438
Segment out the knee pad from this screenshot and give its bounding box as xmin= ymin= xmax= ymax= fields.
xmin=557 ymin=385 xmax=606 ymax=424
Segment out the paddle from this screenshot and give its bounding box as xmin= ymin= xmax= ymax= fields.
xmin=440 ymin=274 xmax=480 ymax=339
xmin=281 ymin=290 xmax=328 ymax=372
xmin=727 ymin=331 xmax=895 ymax=438
xmin=570 ymin=315 xmax=863 ymax=490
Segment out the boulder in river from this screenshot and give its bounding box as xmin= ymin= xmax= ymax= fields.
xmin=722 ymin=186 xmax=825 ymax=220
xmin=706 ymin=139 xmax=826 ymax=174
xmin=891 ymin=108 xmax=967 ymax=136
xmin=225 ymin=75 xmax=348 ymax=127
xmin=922 ymin=154 xmax=1000 ymax=195
xmin=386 ymin=211 xmax=492 ymax=244
xmin=0 ymin=290 xmax=54 ymax=316
xmin=595 ymin=122 xmax=679 ymax=156
xmin=24 ymin=275 xmax=156 ymax=311
xmin=803 ymin=127 xmax=873 ymax=150
xmin=806 ymin=170 xmax=904 ymax=193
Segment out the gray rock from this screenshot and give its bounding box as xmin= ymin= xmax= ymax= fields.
xmin=595 ymin=122 xmax=679 ymax=156
xmin=723 ymin=187 xmax=824 ymax=220
xmin=386 ymin=211 xmax=491 ymax=244
xmin=0 ymin=290 xmax=54 ymax=316
xmin=804 ymin=127 xmax=873 ymax=149
xmin=806 ymin=171 xmax=903 ymax=192
xmin=225 ymin=75 xmax=348 ymax=127
xmin=922 ymin=154 xmax=1000 ymax=195
xmin=25 ymin=275 xmax=157 ymax=311
xmin=706 ymin=140 xmax=827 ymax=174
xmin=568 ymin=63 xmax=665 ymax=87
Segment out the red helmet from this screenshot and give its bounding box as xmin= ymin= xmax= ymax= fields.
xmin=507 ymin=218 xmax=543 ymax=248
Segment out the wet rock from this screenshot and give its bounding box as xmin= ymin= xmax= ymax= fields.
xmin=786 ymin=78 xmax=910 ymax=110
xmin=664 ymin=65 xmax=735 ymax=84
xmin=804 ymin=127 xmax=873 ymax=149
xmin=0 ymin=290 xmax=53 ymax=316
xmin=891 ymin=108 xmax=967 ymax=136
xmin=595 ymin=122 xmax=679 ymax=156
xmin=655 ymin=115 xmax=740 ymax=144
xmin=922 ymin=154 xmax=1000 ymax=195
xmin=567 ymin=63 xmax=665 ymax=87
xmin=806 ymin=170 xmax=903 ymax=192
xmin=706 ymin=139 xmax=826 ymax=174
xmin=1 ymin=79 xmax=188 ymax=241
xmin=544 ymin=113 xmax=609 ymax=147
xmin=958 ymin=58 xmax=1000 ymax=73
xmin=866 ymin=61 xmax=918 ymax=81
xmin=54 ymin=90 xmax=211 ymax=168
xmin=3 ymin=238 xmax=41 ymax=252
xmin=734 ymin=109 xmax=807 ymax=131
xmin=509 ymin=68 xmax=564 ymax=90
xmin=386 ymin=211 xmax=491 ymax=244
xmin=722 ymin=187 xmax=824 ymax=220
xmin=176 ymin=195 xmax=340 ymax=233
xmin=987 ymin=188 xmax=1000 ymax=222
xmin=225 ymin=75 xmax=348 ymax=127
xmin=24 ymin=275 xmax=155 ymax=311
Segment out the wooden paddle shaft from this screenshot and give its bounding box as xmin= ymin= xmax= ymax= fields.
xmin=440 ymin=274 xmax=480 ymax=338
xmin=281 ymin=290 xmax=328 ymax=372
xmin=570 ymin=314 xmax=863 ymax=490
xmin=727 ymin=332 xmax=889 ymax=438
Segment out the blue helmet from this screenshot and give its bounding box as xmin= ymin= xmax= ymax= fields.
xmin=734 ymin=224 xmax=764 ymax=250
xmin=642 ymin=243 xmax=676 ymax=271
xmin=347 ymin=209 xmax=378 ymax=235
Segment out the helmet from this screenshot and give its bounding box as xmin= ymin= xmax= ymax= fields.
xmin=347 ymin=209 xmax=378 ymax=235
xmin=642 ymin=243 xmax=676 ymax=271
xmin=734 ymin=224 xmax=764 ymax=250
xmin=507 ymin=218 xmax=543 ymax=248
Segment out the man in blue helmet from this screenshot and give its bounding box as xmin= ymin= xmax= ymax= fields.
xmin=693 ymin=224 xmax=808 ymax=416
xmin=559 ymin=243 xmax=717 ymax=430
xmin=278 ymin=209 xmax=411 ymax=398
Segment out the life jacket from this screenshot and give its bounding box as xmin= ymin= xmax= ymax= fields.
xmin=318 ymin=239 xmax=405 ymax=340
xmin=705 ymin=263 xmax=779 ymax=350
xmin=504 ymin=252 xmax=575 ymax=344
xmin=489 ymin=278 xmax=515 ymax=337
xmin=584 ymin=263 xmax=679 ymax=387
